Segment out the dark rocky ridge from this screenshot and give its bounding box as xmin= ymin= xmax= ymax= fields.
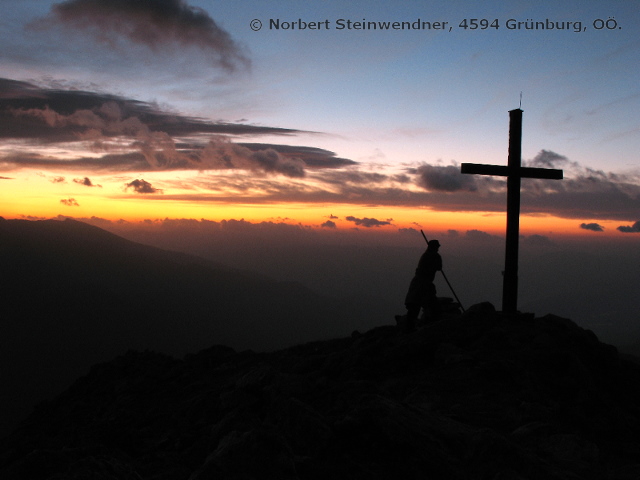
xmin=1 ymin=309 xmax=640 ymax=479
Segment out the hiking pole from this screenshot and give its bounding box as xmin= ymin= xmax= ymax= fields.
xmin=420 ymin=230 xmax=466 ymax=312
xmin=440 ymin=270 xmax=465 ymax=313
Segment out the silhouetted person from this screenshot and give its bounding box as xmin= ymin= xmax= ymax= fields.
xmin=398 ymin=239 xmax=442 ymax=331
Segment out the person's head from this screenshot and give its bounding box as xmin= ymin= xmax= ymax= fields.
xmin=427 ymin=239 xmax=440 ymax=251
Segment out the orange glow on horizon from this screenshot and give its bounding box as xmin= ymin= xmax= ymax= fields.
xmin=0 ymin=170 xmax=629 ymax=238
xmin=1 ymin=193 xmax=623 ymax=239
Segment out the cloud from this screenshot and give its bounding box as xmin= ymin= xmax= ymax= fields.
xmin=0 ymin=78 xmax=343 ymax=178
xmin=580 ymin=222 xmax=605 ymax=232
xmin=125 ymin=179 xmax=162 ymax=194
xmin=51 ymin=176 xmax=66 ymax=183
xmin=194 ymin=141 xmax=308 ymax=178
xmin=617 ymin=221 xmax=640 ymax=233
xmin=37 ymin=0 xmax=249 ymax=71
xmin=415 ymin=164 xmax=478 ymax=192
xmin=522 ymin=234 xmax=554 ymax=247
xmin=398 ymin=227 xmax=420 ymax=237
xmin=345 ymin=216 xmax=392 ymax=228
xmin=525 ymin=150 xmax=570 ymax=169
xmin=317 ymin=170 xmax=391 ymax=186
xmin=60 ymin=198 xmax=80 ymax=206
xmin=73 ymin=177 xmax=101 ymax=187
xmin=3 ymin=142 xmax=352 ymax=178
xmin=465 ymin=229 xmax=500 ymax=242
xmin=416 ymin=150 xmax=640 ymax=222
xmin=0 ymin=78 xmax=299 ymax=144
xmin=321 ymin=220 xmax=336 ymax=228
xmin=245 ymin=147 xmax=305 ymax=178
xmin=2 ymin=152 xmax=150 ymax=172
xmin=240 ymin=144 xmax=356 ymax=169
xmin=526 ymin=169 xmax=640 ymax=221
xmin=1 ymin=77 xmax=639 ymax=224
xmin=112 ymin=153 xmax=639 ymax=223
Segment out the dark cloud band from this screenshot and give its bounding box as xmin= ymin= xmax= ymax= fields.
xmin=0 ymin=78 xmax=298 ymax=143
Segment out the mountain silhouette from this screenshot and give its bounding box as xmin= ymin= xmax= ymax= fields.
xmin=1 ymin=308 xmax=639 ymax=479
xmin=0 ymin=218 xmax=380 ymax=436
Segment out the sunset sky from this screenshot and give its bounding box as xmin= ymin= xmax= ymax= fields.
xmin=1 ymin=0 xmax=639 ymax=238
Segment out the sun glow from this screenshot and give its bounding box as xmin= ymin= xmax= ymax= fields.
xmin=0 ymin=164 xmax=631 ymax=239
xmin=0 ymin=172 xmax=596 ymax=239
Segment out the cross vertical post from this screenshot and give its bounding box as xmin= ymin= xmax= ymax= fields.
xmin=503 ymin=108 xmax=522 ymax=313
xmin=460 ymin=109 xmax=563 ymax=314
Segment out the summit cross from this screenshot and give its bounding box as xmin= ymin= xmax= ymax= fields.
xmin=460 ymin=109 xmax=563 ymax=314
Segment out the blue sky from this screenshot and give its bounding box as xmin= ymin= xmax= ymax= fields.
xmin=237 ymin=0 xmax=639 ymax=170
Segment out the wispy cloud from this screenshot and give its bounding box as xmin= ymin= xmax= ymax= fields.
xmin=522 ymin=234 xmax=554 ymax=247
xmin=73 ymin=177 xmax=101 ymax=187
xmin=580 ymin=222 xmax=604 ymax=232
xmin=345 ymin=216 xmax=392 ymax=228
xmin=60 ymin=198 xmax=80 ymax=206
xmin=617 ymin=221 xmax=640 ymax=233
xmin=33 ymin=0 xmax=249 ymax=72
xmin=465 ymin=229 xmax=501 ymax=242
xmin=195 ymin=141 xmax=308 ymax=178
xmin=125 ymin=179 xmax=162 ymax=194
xmin=0 ymin=78 xmax=297 ymax=143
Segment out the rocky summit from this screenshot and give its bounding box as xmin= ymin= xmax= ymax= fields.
xmin=2 ymin=307 xmax=640 ymax=480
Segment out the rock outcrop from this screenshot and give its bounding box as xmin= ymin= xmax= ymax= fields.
xmin=2 ymin=308 xmax=640 ymax=479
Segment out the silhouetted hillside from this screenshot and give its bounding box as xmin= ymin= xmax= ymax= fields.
xmin=1 ymin=310 xmax=640 ymax=479
xmin=0 ymin=218 xmax=383 ymax=436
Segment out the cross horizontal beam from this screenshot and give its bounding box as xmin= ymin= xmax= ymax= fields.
xmin=461 ymin=163 xmax=563 ymax=180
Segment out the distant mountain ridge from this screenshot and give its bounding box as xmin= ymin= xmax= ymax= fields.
xmin=0 ymin=218 xmax=377 ymax=436
xmin=1 ymin=310 xmax=639 ymax=479
xmin=0 ymin=217 xmax=350 ymax=351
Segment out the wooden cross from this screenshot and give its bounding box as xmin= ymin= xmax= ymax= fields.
xmin=460 ymin=109 xmax=563 ymax=314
